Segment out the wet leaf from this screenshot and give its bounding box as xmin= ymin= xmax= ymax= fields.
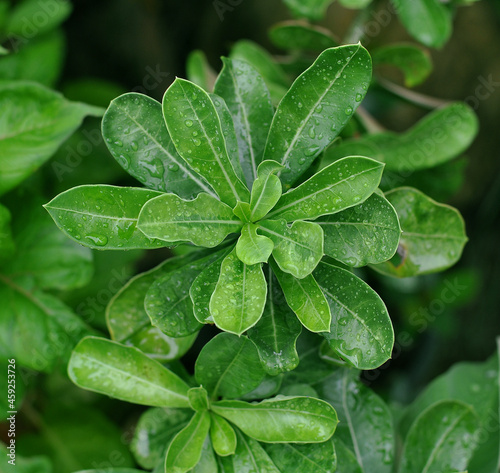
xmin=249 ymin=160 xmax=284 ymax=222
xmin=282 ymin=0 xmax=334 ymax=20
xmin=137 ymin=192 xmax=243 ymax=247
xmin=232 ymin=429 xmax=280 ymax=473
xmin=263 ymin=45 xmax=372 ymax=187
xmin=68 ymin=336 xmax=191 ymax=408
xmin=194 ymin=333 xmax=266 ymax=399
xmin=266 ymin=157 xmax=384 ymax=222
xmin=317 ymin=192 xmax=400 ymax=267
xmin=210 ymin=413 xmax=237 ymax=456
xmin=236 ymin=223 xmax=274 ymax=265
xmin=314 ymin=262 xmax=394 ymax=369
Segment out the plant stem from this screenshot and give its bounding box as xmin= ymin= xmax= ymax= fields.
xmin=355 ymin=106 xmax=386 ymax=134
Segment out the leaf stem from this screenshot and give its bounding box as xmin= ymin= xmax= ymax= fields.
xmin=355 ymin=106 xmax=386 ymax=134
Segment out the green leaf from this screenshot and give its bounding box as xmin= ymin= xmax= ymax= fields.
xmin=241 ymin=374 xmax=284 ymax=401
xmin=232 ymin=429 xmax=280 ymax=473
xmin=249 ymin=160 xmax=284 ymax=222
xmin=212 ymin=396 xmax=338 ymax=443
xmin=271 ymin=261 xmax=331 ymax=333
xmin=0 ymin=81 xmax=103 ymax=196
xmin=339 ymin=0 xmax=372 ymax=8
xmin=280 ymin=383 xmax=318 ymax=398
xmin=317 ymin=192 xmax=400 ymax=267
xmin=195 ymin=332 xmax=266 ymax=399
xmin=263 ymin=45 xmax=372 ymax=188
xmin=259 ymin=219 xmax=323 ymax=279
xmin=191 ymin=437 xmax=218 ymax=473
xmin=315 ymin=368 xmax=394 ymax=472
xmin=162 ymin=78 xmax=250 ymax=207
xmin=334 ymin=439 xmax=363 ymax=473
xmin=102 ymin=93 xmax=214 ymax=198
xmin=233 ymin=201 xmax=252 ymax=222
xmin=314 ymin=262 xmax=394 ymax=369
xmin=264 ymin=439 xmax=336 ymax=473
xmin=75 ymin=470 xmax=144 ymax=473
xmin=372 ymin=187 xmax=468 ymax=277
xmin=392 ymin=0 xmax=452 ymax=48
xmin=165 ymin=411 xmax=211 ymax=473
xmin=189 ymin=387 xmax=210 ymax=411
xmin=282 ymin=0 xmax=334 ymax=20
xmin=0 ymin=445 xmax=52 ymax=473
xmin=138 ymin=192 xmax=242 ymax=247
xmin=214 ymin=58 xmax=274 ymax=186
xmin=68 ymin=336 xmax=190 ymax=408
xmin=0 ymin=204 xmax=14 ymax=260
xmin=210 ymin=249 xmax=267 ymax=335
xmin=45 ymin=185 xmax=164 ymax=249
xmin=248 ymin=266 xmax=302 ymax=375
xmin=210 ymin=413 xmax=237 ymax=456
xmin=217 ymin=455 xmax=235 ymax=473
xmin=131 ymin=407 xmax=192 ymax=469
xmin=187 ymin=50 xmax=216 ymax=92
xmin=399 ymin=401 xmax=479 ymax=473
xmin=269 ymin=22 xmax=338 ymax=52
xmin=323 ymin=103 xmax=478 ymax=172
xmin=372 ymin=43 xmax=432 ymax=87
xmin=236 ymin=223 xmax=274 ymax=265
xmin=266 ymin=157 xmax=384 ymax=222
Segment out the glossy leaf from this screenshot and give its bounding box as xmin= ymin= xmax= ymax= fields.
xmin=236 ymin=223 xmax=274 ymax=265
xmin=217 ymin=455 xmax=235 ymax=473
xmin=232 ymin=429 xmax=280 ymax=473
xmin=317 ymin=192 xmax=400 ymax=267
xmin=191 ymin=437 xmax=218 ymax=473
xmin=187 ymin=50 xmax=216 ymax=92
xmin=214 ymin=58 xmax=274 ymax=185
xmin=45 ymin=185 xmax=164 ymax=250
xmin=272 ymin=261 xmax=331 ymax=333
xmin=68 ymin=336 xmax=190 ymax=408
xmin=282 ymin=0 xmax=334 ymax=20
xmin=269 ymin=22 xmax=337 ymax=52
xmin=211 ymin=396 xmax=338 ymax=443
xmin=248 ymin=266 xmax=302 ymax=376
xmin=195 ymin=333 xmax=266 ymax=399
xmin=241 ymin=374 xmax=284 ymax=401
xmin=372 ymin=187 xmax=468 ymax=277
xmin=315 ymin=368 xmax=394 ymax=472
xmin=399 ymin=401 xmax=479 ymax=473
xmin=266 ymin=157 xmax=384 ymax=222
xmin=210 ymin=413 xmax=237 ymax=456
xmin=372 ymin=43 xmax=432 ymax=87
xmin=259 ymin=219 xmax=323 ymax=279
xmin=392 ymin=0 xmax=452 ymax=48
xmin=265 ymin=439 xmax=336 ymax=473
xmin=131 ymin=407 xmax=192 ymax=469
xmin=102 ymin=93 xmax=213 ymax=198
xmin=162 ymin=78 xmax=250 ymax=207
xmin=263 ymin=45 xmax=372 ymax=187
xmin=210 ymin=249 xmax=267 ymax=335
xmin=249 ymin=160 xmax=283 ymax=222
xmin=0 ymin=81 xmax=103 ymax=195
xmin=165 ymin=411 xmax=211 ymax=473
xmin=189 ymin=387 xmax=210 ymax=412
xmin=323 ymin=103 xmax=478 ymax=172
xmin=314 ymin=262 xmax=394 ymax=369
xmin=138 ymin=192 xmax=242 ymax=247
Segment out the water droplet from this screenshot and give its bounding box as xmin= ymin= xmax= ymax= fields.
xmin=355 ymin=93 xmax=363 ymax=102
xmin=86 ymin=234 xmax=108 ymax=247
xmin=345 ymin=107 xmax=353 ymax=115
xmin=114 ymin=140 xmax=123 ymax=147
xmin=168 ymin=163 xmax=179 ymax=172
xmin=130 ymin=141 xmax=138 ymax=151
xmin=185 ymin=119 xmax=193 ymax=127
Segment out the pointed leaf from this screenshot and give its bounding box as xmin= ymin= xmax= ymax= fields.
xmin=236 ymin=223 xmax=274 ymax=265
xmin=266 ymin=157 xmax=384 ymax=222
xmin=372 ymin=187 xmax=467 ymax=277
xmin=162 ymin=78 xmax=250 ymax=207
xmin=317 ymin=192 xmax=400 ymax=267
xmin=249 ymin=160 xmax=284 ymax=222
xmin=323 ymin=103 xmax=478 ymax=172
xmin=210 ymin=249 xmax=267 ymax=335
xmin=269 ymin=22 xmax=338 ymax=52
xmin=392 ymin=0 xmax=452 ymax=48
xmin=138 ymin=192 xmax=242 ymax=247
xmin=210 ymin=413 xmax=237 ymax=456
xmin=194 ymin=333 xmax=266 ymax=399
xmin=264 ymin=439 xmax=336 ymax=473
xmin=165 ymin=411 xmax=211 ymax=473
xmin=102 ymin=93 xmax=214 ymax=198
xmin=45 ymin=185 xmax=164 ymax=249
xmin=400 ymin=401 xmax=479 ymax=473
xmin=314 ymin=262 xmax=394 ymax=369
xmin=263 ymin=45 xmax=372 ymax=187
xmin=211 ymin=396 xmax=338 ymax=443
xmin=232 ymin=429 xmax=280 ymax=473
xmin=248 ymin=266 xmax=302 ymax=375
xmin=271 ymin=260 xmax=331 ymax=333
xmin=282 ymin=0 xmax=334 ymax=20
xmin=315 ymin=368 xmax=394 ymax=473
xmin=214 ymin=58 xmax=274 ymax=185
xmin=259 ymin=219 xmax=323 ymax=279
xmin=68 ymin=336 xmax=190 ymax=408
xmin=187 ymin=50 xmax=217 ymax=92
xmin=131 ymin=407 xmax=192 ymax=469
